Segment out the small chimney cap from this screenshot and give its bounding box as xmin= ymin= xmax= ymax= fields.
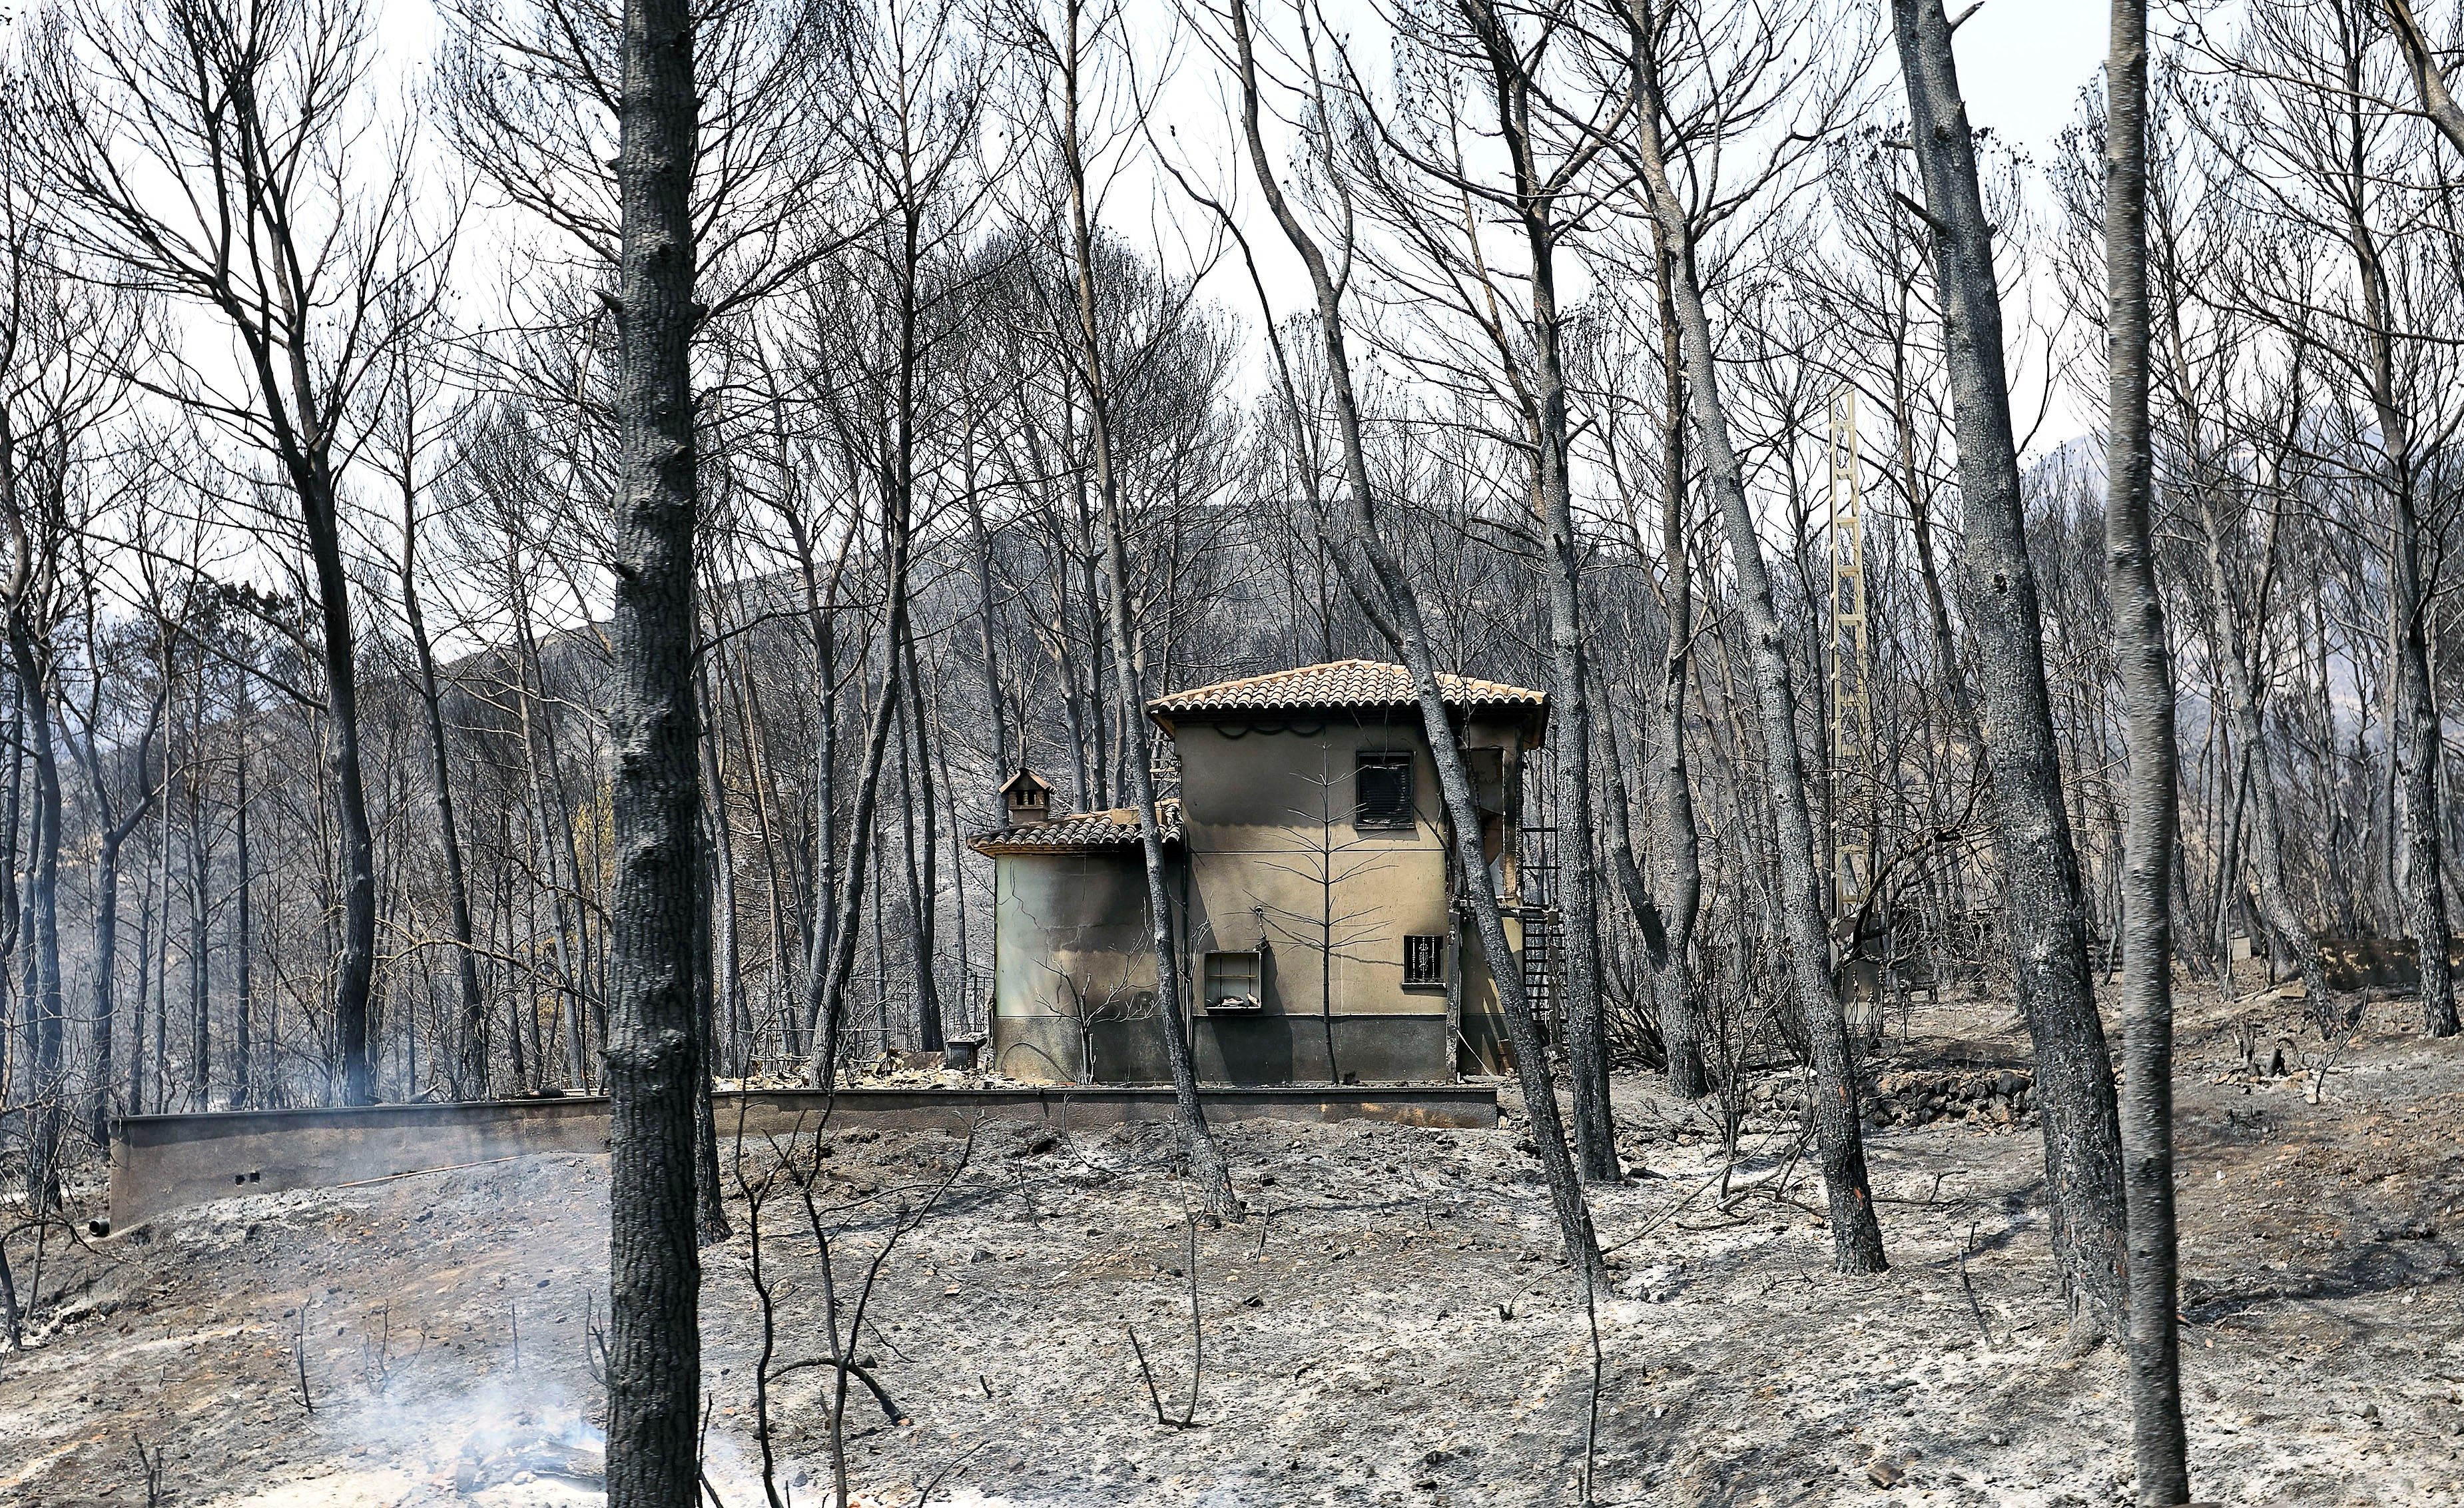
xmin=998 ymin=767 xmax=1054 ymax=823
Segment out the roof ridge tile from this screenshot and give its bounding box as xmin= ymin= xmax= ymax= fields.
xmin=1145 ymin=659 xmax=1546 ymax=718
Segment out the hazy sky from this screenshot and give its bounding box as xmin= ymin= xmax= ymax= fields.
xmin=382 ymin=1 xmax=2115 ymax=213
xmin=1953 ymin=3 xmax=2112 ymax=160
xmin=382 ymin=0 xmax=2118 ymax=452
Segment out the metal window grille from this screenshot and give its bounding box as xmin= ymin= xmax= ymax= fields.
xmin=1403 ymin=934 xmax=1445 ymax=986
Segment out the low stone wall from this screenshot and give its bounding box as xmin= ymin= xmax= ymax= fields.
xmin=2315 ymin=935 xmax=2464 ymax=992
xmin=107 ymin=1084 xmax=1498 ymax=1229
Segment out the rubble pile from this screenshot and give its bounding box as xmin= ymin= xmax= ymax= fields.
xmin=1863 ymin=1066 xmax=2035 ymax=1129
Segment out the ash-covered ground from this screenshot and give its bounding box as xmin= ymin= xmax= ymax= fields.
xmin=4 ymin=986 xmax=2461 ymax=1507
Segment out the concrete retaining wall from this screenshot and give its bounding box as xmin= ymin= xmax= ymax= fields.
xmin=107 ymin=1084 xmax=1498 ymax=1229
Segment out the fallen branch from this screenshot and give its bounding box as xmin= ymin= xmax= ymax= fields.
xmin=918 ymin=1439 xmax=991 ymax=1508
xmin=767 ymin=1354 xmax=907 ymax=1425
xmin=295 ymin=1301 xmax=314 ymax=1415
xmin=1959 ymin=1221 xmax=1996 ymax=1345
xmin=1124 ymin=1325 xmax=1197 ymax=1429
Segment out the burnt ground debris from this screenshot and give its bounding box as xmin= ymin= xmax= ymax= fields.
xmin=2 ymin=985 xmax=2461 ymax=1507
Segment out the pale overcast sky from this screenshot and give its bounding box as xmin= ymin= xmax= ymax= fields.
xmin=1955 ymin=2 xmax=2113 ymax=159
xmin=380 ymin=0 xmax=2117 ymax=455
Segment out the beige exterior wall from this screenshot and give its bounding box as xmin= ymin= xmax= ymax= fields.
xmin=987 ymin=851 xmax=1161 ymax=1082
xmin=986 ymin=703 xmax=1537 ymax=1083
xmin=1177 ymin=719 xmax=1451 ymax=1020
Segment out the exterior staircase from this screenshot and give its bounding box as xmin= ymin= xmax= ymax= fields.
xmin=1514 ymin=824 xmax=1565 ymax=1042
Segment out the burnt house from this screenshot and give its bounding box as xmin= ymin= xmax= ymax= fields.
xmin=968 ymin=661 xmax=1550 ymax=1084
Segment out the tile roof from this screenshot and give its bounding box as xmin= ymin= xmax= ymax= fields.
xmin=967 ymin=806 xmax=1183 ymax=856
xmin=1147 ymin=659 xmax=1547 ymax=720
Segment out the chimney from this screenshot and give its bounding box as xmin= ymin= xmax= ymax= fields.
xmin=997 ymin=767 xmax=1054 ymax=826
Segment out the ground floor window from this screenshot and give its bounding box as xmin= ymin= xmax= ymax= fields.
xmin=1204 ymin=950 xmax=1262 ymax=1010
xmin=1403 ymin=933 xmax=1445 ymax=986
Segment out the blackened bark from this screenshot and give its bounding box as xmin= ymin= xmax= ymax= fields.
xmin=2183 ymin=470 xmax=2333 ymax=1024
xmin=809 ymin=596 xmax=906 ymax=1084
xmin=2391 ymin=512 xmax=2454 ymax=1036
xmin=186 ymin=727 xmax=208 ymax=1107
xmin=1600 ymin=722 xmax=1661 ymax=1012
xmin=2104 ymin=7 xmax=2190 ymax=1495
xmin=132 ymin=835 xmax=156 ymax=1120
xmin=233 ymin=691 xmax=253 ymax=1109
xmin=699 ymin=669 xmax=747 ymax=1076
xmin=0 ymin=686 xmax=19 ymax=1105
xmin=900 ymin=628 xmax=944 ymax=1050
xmin=152 ymin=783 xmax=169 ymax=1110
xmin=2333 ymin=35 xmax=2457 ymax=1038
xmin=790 ymin=526 xmax=849 ymax=1064
xmin=75 ymin=682 xmax=162 ymax=1143
xmin=810 ymin=85 xmax=939 ymax=1078
xmin=1890 ymin=0 xmax=2127 ymax=1323
xmin=511 ymin=649 xmax=587 ymax=1086
xmin=693 ymin=813 xmax=730 ymax=1247
xmin=1627 ymin=26 xmax=1885 ymax=1272
xmin=1229 ymin=0 xmax=1596 ymax=1276
xmin=7 ymin=606 xmax=60 ymax=1208
xmin=1648 ymin=240 xmax=1706 ymax=1101
xmin=493 ymin=832 xmax=527 ymax=1090
xmin=1059 ymin=0 xmax=1235 ymax=1216
xmin=1460 ymin=0 xmax=1616 ymax=1182
xmin=401 ymin=484 xmax=489 ymax=1096
xmin=1530 ymin=248 xmax=1617 ymax=1186
xmin=91 ymin=827 xmax=122 ymax=1138
xmin=516 ymin=608 xmax=604 ymax=1084
xmin=604 ymin=0 xmax=703 ymax=1500
xmin=304 ymin=500 xmax=378 ymax=1106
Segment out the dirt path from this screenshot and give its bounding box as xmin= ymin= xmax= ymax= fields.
xmin=4 ymin=989 xmax=2459 ymax=1507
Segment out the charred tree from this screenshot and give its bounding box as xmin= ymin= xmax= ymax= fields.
xmin=1891 ymin=0 xmax=2128 ymax=1328
xmin=601 ymin=0 xmax=705 ymax=1501
xmin=396 ymin=416 xmax=490 ymax=1097
xmin=2104 ymin=4 xmax=2190 ymax=1495
xmin=1226 ymin=0 xmax=1598 ymax=1277
xmin=1624 ymin=22 xmax=1886 ymax=1274
xmin=3 ymin=597 xmax=61 ymax=1207
xmin=1646 ymin=239 xmax=1706 ymax=1101
xmin=1456 ymin=0 xmax=1618 ymax=1182
xmin=1051 ymin=0 xmax=1237 ymax=1216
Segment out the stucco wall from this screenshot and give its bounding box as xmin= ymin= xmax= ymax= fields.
xmin=1177 ymin=718 xmax=1452 ymax=1020
xmin=986 ymin=705 xmax=1537 ymax=1084
xmin=1175 ymin=714 xmax=1521 ymax=1079
xmin=988 ymin=850 xmax=1163 ymax=1082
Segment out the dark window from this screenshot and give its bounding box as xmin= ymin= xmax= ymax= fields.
xmin=1403 ymin=934 xmax=1445 ymax=986
xmin=1203 ymin=950 xmax=1261 ymax=1010
xmin=1355 ymin=751 xmax=1414 ymax=828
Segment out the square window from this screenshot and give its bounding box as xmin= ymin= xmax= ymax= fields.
xmin=1355 ymin=751 xmax=1414 ymax=829
xmin=1403 ymin=934 xmax=1445 ymax=986
xmin=1203 ymin=950 xmax=1261 ymax=1010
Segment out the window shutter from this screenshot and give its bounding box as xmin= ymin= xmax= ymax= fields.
xmin=1355 ymin=751 xmax=1414 ymax=828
